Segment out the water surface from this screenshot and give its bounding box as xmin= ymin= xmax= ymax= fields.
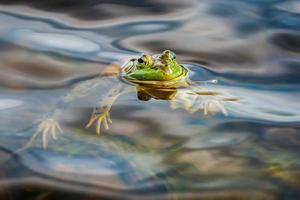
xmin=0 ymin=0 xmax=300 ymax=199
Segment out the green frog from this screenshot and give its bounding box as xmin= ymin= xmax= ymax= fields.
xmin=26 ymin=50 xmax=234 ymax=149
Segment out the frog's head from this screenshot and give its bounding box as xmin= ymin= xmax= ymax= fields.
xmin=121 ymin=50 xmax=186 ymax=82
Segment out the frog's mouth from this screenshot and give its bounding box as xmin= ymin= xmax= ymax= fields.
xmin=121 ymin=65 xmax=188 ymax=88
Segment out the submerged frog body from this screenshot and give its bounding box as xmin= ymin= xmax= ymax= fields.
xmin=26 ymin=50 xmax=234 ymax=149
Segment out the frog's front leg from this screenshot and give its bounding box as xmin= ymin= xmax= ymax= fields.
xmin=85 ymin=97 xmax=115 ymax=134
xmin=170 ymin=88 xmax=228 ymax=116
xmin=85 ymin=84 xmax=128 ymax=134
xmin=169 ymin=91 xmax=194 ymax=111
xmin=190 ymin=98 xmax=228 ymax=116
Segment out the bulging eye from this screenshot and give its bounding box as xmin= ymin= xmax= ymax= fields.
xmin=138 ymin=58 xmax=144 ymax=63
xmin=163 ymin=50 xmax=176 ymax=60
xmin=170 ymin=51 xmax=176 ymax=59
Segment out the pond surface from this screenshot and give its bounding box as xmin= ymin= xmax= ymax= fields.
xmin=0 ymin=0 xmax=300 ymax=199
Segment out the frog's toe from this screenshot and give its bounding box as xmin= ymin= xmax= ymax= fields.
xmin=86 ymin=110 xmax=112 ymax=135
xmin=189 ymin=103 xmax=204 ymax=114
xmin=24 ymin=118 xmax=63 ymax=149
xmin=170 ymin=94 xmax=194 ymax=111
xmin=203 ymin=100 xmax=228 ymax=116
xmin=170 ymin=99 xmax=180 ymax=110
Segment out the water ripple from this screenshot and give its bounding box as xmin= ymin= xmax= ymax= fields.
xmin=0 ymin=0 xmax=300 ymax=199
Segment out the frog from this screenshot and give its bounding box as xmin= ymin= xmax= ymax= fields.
xmin=25 ymin=50 xmax=235 ymax=149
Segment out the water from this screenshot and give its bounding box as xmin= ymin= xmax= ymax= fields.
xmin=0 ymin=0 xmax=300 ymax=199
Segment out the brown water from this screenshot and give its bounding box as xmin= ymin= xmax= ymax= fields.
xmin=0 ymin=0 xmax=300 ymax=199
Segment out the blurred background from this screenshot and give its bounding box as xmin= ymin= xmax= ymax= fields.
xmin=0 ymin=0 xmax=300 ymax=199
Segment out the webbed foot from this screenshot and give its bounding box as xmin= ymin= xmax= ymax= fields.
xmin=85 ymin=85 xmax=123 ymax=135
xmin=25 ymin=118 xmax=63 ymax=149
xmin=203 ymin=99 xmax=228 ymax=116
xmin=170 ymin=92 xmax=194 ymax=111
xmin=86 ymin=108 xmax=112 ymax=134
xmin=191 ymin=99 xmax=228 ymax=116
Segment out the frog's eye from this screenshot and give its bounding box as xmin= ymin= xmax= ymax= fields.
xmin=138 ymin=58 xmax=144 ymax=63
xmin=162 ymin=50 xmax=176 ymax=60
xmin=137 ymin=55 xmax=154 ymax=68
xmin=171 ymin=52 xmax=176 ymax=60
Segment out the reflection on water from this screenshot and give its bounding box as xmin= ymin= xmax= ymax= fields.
xmin=0 ymin=0 xmax=300 ymax=199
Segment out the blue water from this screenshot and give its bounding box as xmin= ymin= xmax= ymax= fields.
xmin=0 ymin=0 xmax=300 ymax=199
